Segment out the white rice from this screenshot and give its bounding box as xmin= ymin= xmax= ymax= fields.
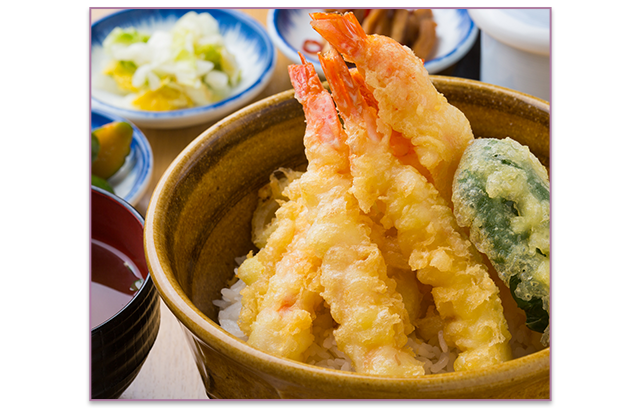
xmin=212 ymin=278 xmax=248 ymax=341
xmin=214 ymin=279 xmax=460 ymax=374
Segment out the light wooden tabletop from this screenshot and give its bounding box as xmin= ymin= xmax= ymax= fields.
xmin=91 ymin=8 xmax=296 ymax=400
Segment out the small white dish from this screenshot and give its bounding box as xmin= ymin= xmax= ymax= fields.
xmin=469 ymin=8 xmax=550 ymax=101
xmin=91 ymin=109 xmax=153 ymax=206
xmin=267 ymin=8 xmax=479 ymax=78
xmin=91 ymin=9 xmax=276 ymax=129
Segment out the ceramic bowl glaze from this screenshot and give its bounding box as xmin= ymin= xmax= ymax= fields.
xmin=144 ymin=76 xmax=550 ymax=399
xmin=91 ymin=187 xmax=161 ymax=399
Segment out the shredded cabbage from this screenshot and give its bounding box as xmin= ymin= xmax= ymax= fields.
xmin=100 ymin=11 xmax=241 ymax=111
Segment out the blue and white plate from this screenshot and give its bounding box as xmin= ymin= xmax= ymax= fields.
xmin=267 ymin=9 xmax=478 ymax=78
xmin=91 ymin=9 xmax=276 ymax=129
xmin=91 ymin=109 xmax=153 ymax=206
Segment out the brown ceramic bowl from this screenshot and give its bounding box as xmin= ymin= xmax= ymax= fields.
xmin=144 ymin=76 xmax=550 ymax=399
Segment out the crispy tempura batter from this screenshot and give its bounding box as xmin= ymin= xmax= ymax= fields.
xmin=237 ymin=197 xmax=301 ymax=335
xmin=251 ymin=168 xmax=303 ymax=249
xmin=233 ymin=14 xmax=527 ymax=374
xmin=291 ymin=56 xmax=424 ymax=376
xmin=453 ymin=138 xmax=550 ymax=345
xmin=349 ymin=68 xmax=431 ymax=181
xmin=243 ymin=202 xmax=323 ymax=360
xmin=319 ymin=48 xmax=511 ymax=371
xmin=311 ymin=12 xmax=474 ymax=204
xmin=236 ymin=53 xmax=356 ymax=359
xmin=237 ymin=183 xmax=323 ymax=360
xmin=236 ymin=55 xmax=353 ymax=356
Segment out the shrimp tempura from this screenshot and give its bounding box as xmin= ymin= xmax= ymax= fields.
xmin=319 ymin=48 xmax=512 ymax=372
xmin=291 ymin=56 xmax=425 ymax=376
xmin=237 ymin=195 xmax=303 ymax=336
xmin=311 ymin=11 xmax=474 ymax=203
xmin=237 ymin=176 xmax=323 ymax=361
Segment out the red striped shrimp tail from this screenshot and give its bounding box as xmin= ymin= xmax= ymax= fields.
xmin=310 ymin=12 xmax=365 ymax=62
xmin=349 ymin=68 xmax=378 ymax=110
xmin=318 ymin=49 xmax=364 ymax=121
xmin=288 ymin=52 xmax=324 ymax=104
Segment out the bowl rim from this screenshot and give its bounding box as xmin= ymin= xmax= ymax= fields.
xmin=144 ymin=76 xmax=550 ymax=391
xmin=90 ymin=8 xmax=277 ymax=126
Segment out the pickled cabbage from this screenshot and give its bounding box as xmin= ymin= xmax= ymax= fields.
xmin=100 ymin=11 xmax=241 ymax=111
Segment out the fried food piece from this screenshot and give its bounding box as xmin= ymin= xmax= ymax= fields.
xmin=452 ymin=138 xmax=550 ymax=345
xmin=237 ymin=55 xmax=352 ymax=358
xmin=245 ymin=215 xmax=323 ymax=361
xmin=310 ymin=190 xmax=424 ymax=376
xmin=237 ymin=196 xmax=301 ymax=335
xmin=237 ymin=188 xmax=323 ymax=361
xmin=237 ymin=52 xmax=358 ymax=358
xmin=311 ymin=11 xmax=472 ymax=204
xmin=319 ymin=47 xmax=511 ymax=372
xmin=368 ymin=220 xmax=425 ymax=325
xmin=349 ymin=68 xmax=432 ymax=181
xmin=251 ymin=168 xmax=303 ymax=249
xmin=291 ymin=56 xmax=425 ymax=376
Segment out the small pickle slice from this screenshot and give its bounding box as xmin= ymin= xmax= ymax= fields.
xmin=91 ymin=121 xmax=133 ymax=179
xmin=452 ymin=138 xmax=550 ymax=345
xmin=91 ymin=174 xmax=114 ymax=194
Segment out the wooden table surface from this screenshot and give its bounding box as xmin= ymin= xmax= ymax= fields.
xmin=91 ymin=8 xmax=295 ymax=400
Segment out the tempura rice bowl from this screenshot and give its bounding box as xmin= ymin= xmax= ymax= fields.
xmin=144 ymin=76 xmax=550 ymax=399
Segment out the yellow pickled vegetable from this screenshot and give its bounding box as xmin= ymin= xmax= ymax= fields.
xmin=91 ymin=121 xmax=133 ymax=179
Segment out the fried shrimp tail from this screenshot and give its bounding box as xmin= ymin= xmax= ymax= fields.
xmin=311 ymin=11 xmax=474 ymax=203
xmin=291 ymin=56 xmax=424 ymax=376
xmin=320 ymin=48 xmax=512 ymax=372
xmin=290 ymin=53 xmax=350 ymax=171
xmin=309 ymin=12 xmax=365 ymax=62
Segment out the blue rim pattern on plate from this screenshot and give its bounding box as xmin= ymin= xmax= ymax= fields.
xmin=267 ymin=9 xmax=478 ymax=76
xmin=424 ymin=9 xmax=478 ymax=73
xmin=91 ymin=9 xmax=276 ymax=128
xmin=91 ymin=109 xmax=153 ymax=206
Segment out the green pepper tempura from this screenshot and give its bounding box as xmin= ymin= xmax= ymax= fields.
xmin=452 ymin=138 xmax=550 ymax=346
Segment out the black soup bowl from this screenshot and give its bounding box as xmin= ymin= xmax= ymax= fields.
xmin=91 ymin=186 xmax=161 ymax=399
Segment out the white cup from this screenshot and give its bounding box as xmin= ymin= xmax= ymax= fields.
xmin=469 ymin=9 xmax=550 ymax=101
